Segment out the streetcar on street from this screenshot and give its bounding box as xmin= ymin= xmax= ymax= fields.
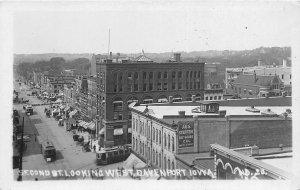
xmin=96 ymin=145 xmax=131 ymax=165
xmin=41 ymin=140 xmax=56 ymax=162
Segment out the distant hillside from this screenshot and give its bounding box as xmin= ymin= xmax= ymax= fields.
xmin=14 ymin=53 xmax=93 ymax=65
xmin=14 ymin=46 xmax=291 ymax=69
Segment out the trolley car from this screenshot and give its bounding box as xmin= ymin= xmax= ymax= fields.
xmin=41 ymin=141 xmax=56 ymax=162
xmin=96 ymin=145 xmax=131 ymax=165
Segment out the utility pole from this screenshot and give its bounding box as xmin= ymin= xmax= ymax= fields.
xmin=17 ymin=117 xmax=24 ymax=181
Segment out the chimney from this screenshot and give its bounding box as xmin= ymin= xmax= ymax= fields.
xmin=169 ymin=96 xmax=173 ymax=103
xmin=174 ymin=53 xmax=181 ymax=62
xmin=192 ymin=95 xmax=196 ymax=102
xmin=178 ymin=111 xmax=185 ymax=116
xmin=282 ymin=59 xmax=287 ymax=68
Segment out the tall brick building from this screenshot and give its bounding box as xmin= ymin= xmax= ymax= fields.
xmin=95 ymin=53 xmax=205 ymax=147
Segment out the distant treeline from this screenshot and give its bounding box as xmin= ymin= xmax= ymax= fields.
xmin=14 ymin=46 xmax=291 ymax=80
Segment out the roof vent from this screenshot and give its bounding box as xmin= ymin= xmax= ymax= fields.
xmin=178 ymin=111 xmax=185 ymax=116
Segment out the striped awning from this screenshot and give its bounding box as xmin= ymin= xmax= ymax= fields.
xmin=87 ymin=122 xmax=95 ymax=130
xmin=114 ymin=128 xmax=123 ymax=135
xmin=99 ymin=127 xmax=105 ymax=135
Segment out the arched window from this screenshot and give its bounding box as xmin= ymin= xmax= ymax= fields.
xmin=159 ymin=153 xmax=161 ymax=168
xmin=164 ymin=133 xmax=166 ymax=147
xmin=135 ymin=138 xmax=138 ymax=151
xmin=113 ymin=97 xmax=123 ymax=120
xmin=168 ymin=134 xmax=170 ymax=150
xmin=159 ymin=131 xmax=161 ymax=145
xmin=172 ymin=136 xmax=175 ymax=152
xmin=157 ymin=95 xmax=168 ymax=103
xmin=142 ymin=96 xmax=153 ymax=104
xmin=133 ymin=137 xmax=135 ymax=149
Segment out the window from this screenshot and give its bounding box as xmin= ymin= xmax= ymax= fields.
xmin=218 ymin=96 xmax=222 ymax=100
xmin=134 ymin=72 xmax=138 ymax=79
xmin=186 ymin=82 xmax=189 ymax=89
xmin=172 ymin=136 xmax=175 ymax=152
xmin=143 ymin=84 xmax=147 ymax=91
xmin=178 ymin=71 xmax=182 ymax=78
xmin=178 ymin=82 xmax=182 ymax=90
xmin=168 ymin=134 xmax=170 ymax=150
xmin=244 ymin=89 xmax=247 ymax=94
xmin=214 ymin=96 xmax=217 ymax=100
xmin=164 ymin=72 xmax=168 ymax=78
xmin=159 ymin=131 xmax=161 ymax=145
xmin=159 ymin=153 xmax=161 ymax=168
xmin=157 ymin=83 xmax=162 ymax=90
xmin=155 ymin=129 xmax=158 ymax=144
xmin=210 ymin=97 xmax=213 ymax=100
xmin=152 ymin=127 xmax=155 ymax=141
xmin=290 ymin=74 xmax=291 ymax=79
xmin=143 ymin=72 xmax=147 ymax=79
xmin=133 ymin=137 xmax=135 ymax=149
xmin=158 ymin=72 xmax=162 ymax=79
xmin=149 ymin=72 xmax=153 ymax=79
xmin=134 ymin=84 xmax=138 ymax=91
xmin=163 ymin=83 xmax=168 ymax=90
xmin=282 ymin=74 xmax=284 ymax=79
xmin=133 ymin=119 xmax=135 ymax=131
xmin=172 ymin=161 xmax=175 ymax=170
xmin=149 ymin=83 xmax=153 ymax=91
xmin=172 ymin=83 xmax=175 ymax=90
xmin=164 ymin=133 xmax=166 ymax=147
xmin=186 ymin=71 xmax=189 ymax=78
xmin=172 ymin=71 xmax=176 ymax=78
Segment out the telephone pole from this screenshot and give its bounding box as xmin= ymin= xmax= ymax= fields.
xmin=17 ymin=117 xmax=24 ymax=181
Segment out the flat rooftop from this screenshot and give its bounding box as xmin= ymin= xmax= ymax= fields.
xmin=132 ymin=105 xmax=291 ymax=119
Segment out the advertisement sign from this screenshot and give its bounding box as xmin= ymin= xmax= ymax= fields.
xmin=178 ymin=121 xmax=194 ymax=148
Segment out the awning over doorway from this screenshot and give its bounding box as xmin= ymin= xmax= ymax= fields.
xmin=99 ymin=127 xmax=105 ymax=135
xmin=87 ymin=122 xmax=95 ymax=130
xmin=114 ymin=128 xmax=123 ymax=135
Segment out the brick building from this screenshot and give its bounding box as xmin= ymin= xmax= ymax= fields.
xmin=231 ymin=73 xmax=284 ymax=98
xmin=130 ymin=99 xmax=292 ymax=178
xmin=95 ymin=53 xmax=205 ymax=147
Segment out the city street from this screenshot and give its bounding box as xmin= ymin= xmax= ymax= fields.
xmin=13 ymin=81 xmax=123 ymax=181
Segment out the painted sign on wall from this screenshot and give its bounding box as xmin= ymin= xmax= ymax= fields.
xmin=178 ymin=121 xmax=194 ymax=148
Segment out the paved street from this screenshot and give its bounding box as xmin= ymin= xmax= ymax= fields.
xmin=13 ymin=82 xmax=124 ymax=181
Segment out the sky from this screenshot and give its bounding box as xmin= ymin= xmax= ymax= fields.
xmin=10 ymin=1 xmax=300 ymax=54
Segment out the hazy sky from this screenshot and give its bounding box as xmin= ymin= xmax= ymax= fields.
xmin=12 ymin=1 xmax=300 ymax=54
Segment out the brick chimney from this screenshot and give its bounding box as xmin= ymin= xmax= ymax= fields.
xmin=174 ymin=53 xmax=181 ymax=62
xmin=169 ymin=96 xmax=173 ymax=103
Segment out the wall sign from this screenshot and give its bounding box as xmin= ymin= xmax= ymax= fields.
xmin=178 ymin=121 xmax=194 ymax=148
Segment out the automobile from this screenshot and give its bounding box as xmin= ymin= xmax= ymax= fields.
xmin=25 ymin=105 xmax=33 ymax=115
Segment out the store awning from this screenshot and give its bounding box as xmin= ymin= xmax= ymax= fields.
xmin=79 ymin=121 xmax=87 ymax=127
xmin=123 ymin=153 xmax=147 ymax=169
xmin=114 ymin=128 xmax=123 ymax=135
xmin=69 ymin=109 xmax=78 ymax=118
xmin=99 ymin=127 xmax=105 ymax=135
xmin=53 ymin=109 xmax=59 ymax=113
xmin=54 ymin=99 xmax=62 ymax=103
xmin=64 ymin=106 xmax=70 ymax=112
xmin=128 ymin=128 xmax=132 ymax=133
xmin=82 ymin=122 xmax=91 ymax=129
xmin=87 ymin=122 xmax=95 ymax=130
